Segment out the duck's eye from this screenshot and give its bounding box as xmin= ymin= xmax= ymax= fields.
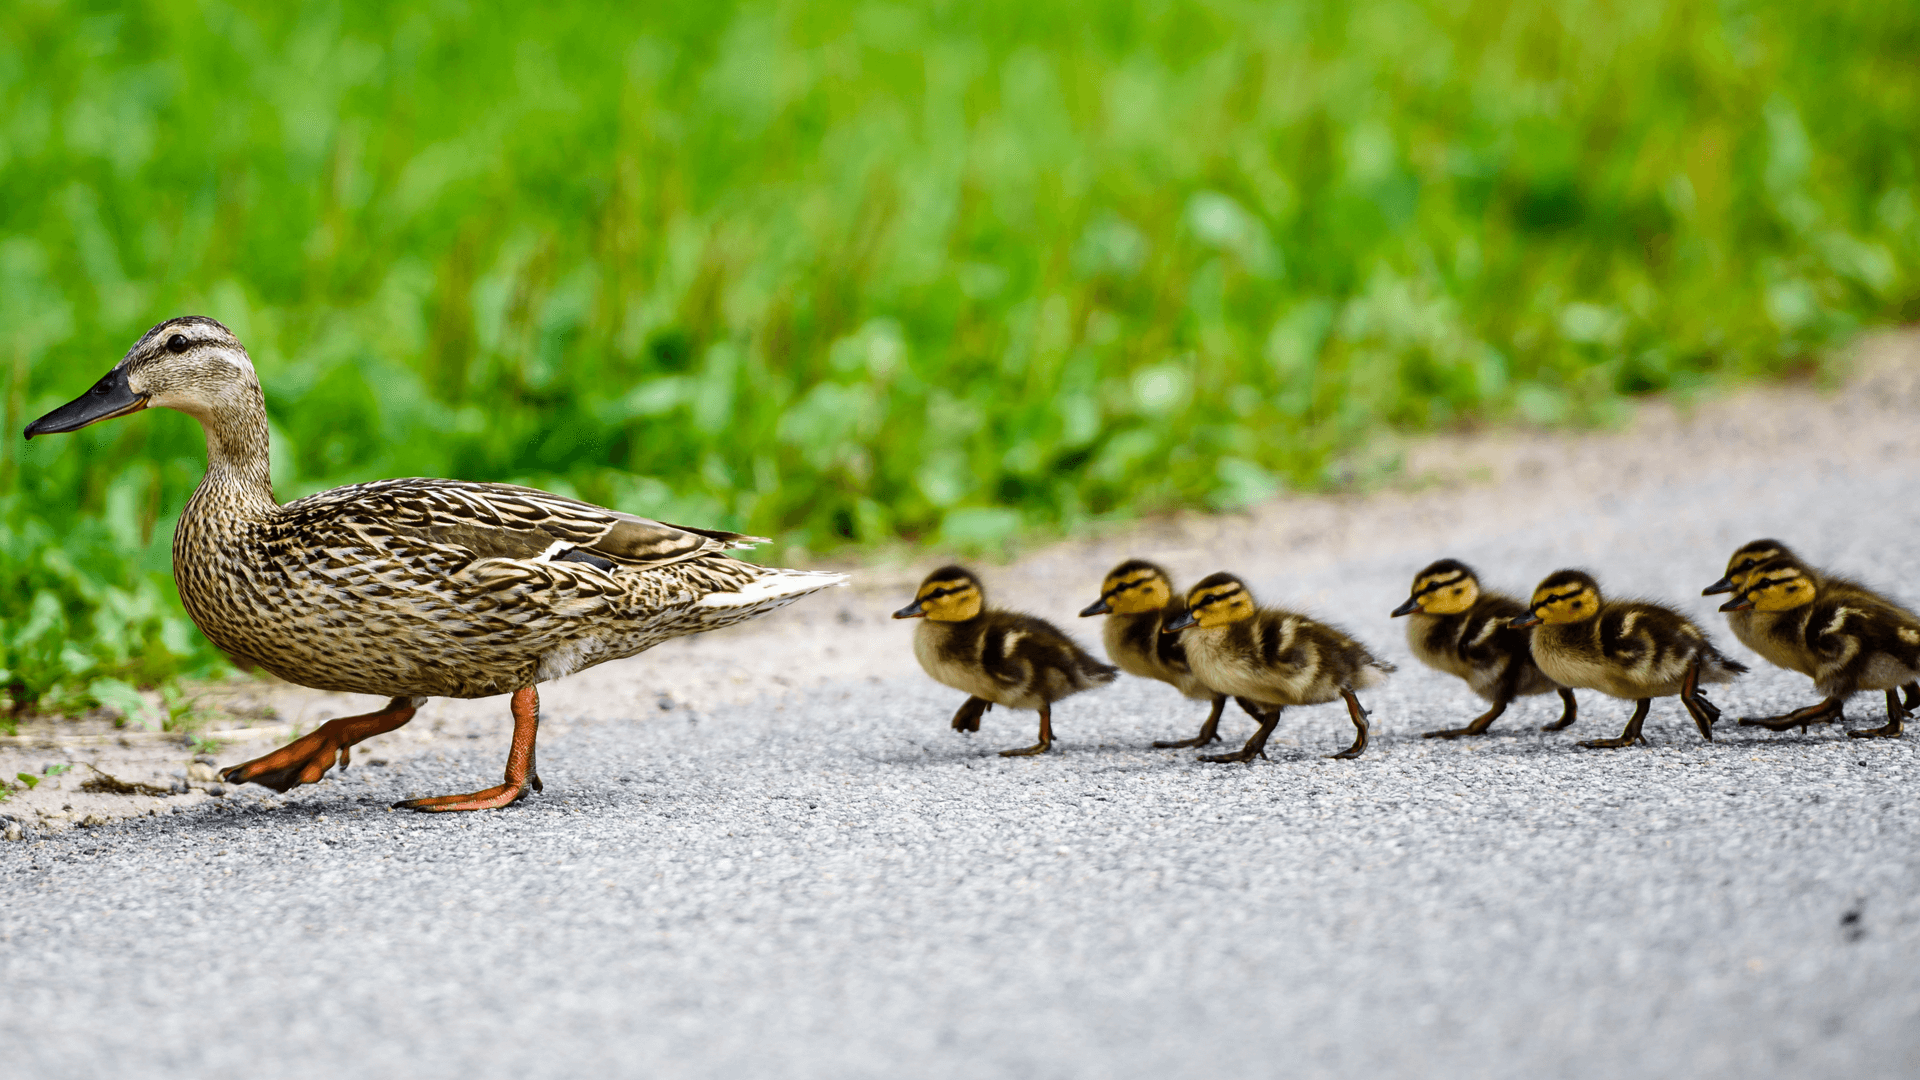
xmin=166 ymin=333 xmax=189 ymax=354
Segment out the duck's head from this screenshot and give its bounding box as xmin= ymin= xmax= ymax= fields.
xmin=1392 ymin=558 xmax=1481 ymax=617
xmin=1511 ymin=569 xmax=1602 ymax=628
xmin=23 ymin=316 xmax=257 ymax=439
xmin=893 ymin=565 xmax=984 ymax=622
xmin=1162 ymin=572 xmax=1254 ymax=632
xmin=1080 ymin=559 xmax=1176 ymax=617
xmin=1719 ymin=556 xmax=1818 ymax=613
xmin=1702 ymin=538 xmax=1796 ymax=597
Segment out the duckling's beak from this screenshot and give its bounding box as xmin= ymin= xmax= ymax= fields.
xmin=1161 ymin=609 xmax=1197 ymax=633
xmin=1390 ymin=596 xmax=1423 ymax=618
xmin=1078 ymin=598 xmax=1111 ymax=617
xmin=1508 ymin=612 xmax=1543 ymax=629
xmin=891 ymin=599 xmax=927 ymax=619
xmin=1718 ymin=596 xmax=1754 ymax=612
xmin=23 ymin=366 xmax=147 ymax=439
xmin=1701 ymin=576 xmax=1737 ymax=596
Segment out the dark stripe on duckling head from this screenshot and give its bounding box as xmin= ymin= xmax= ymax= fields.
xmin=1413 ymin=558 xmax=1476 ymax=586
xmin=1532 ymin=569 xmax=1599 ymax=597
xmin=917 ymin=565 xmax=982 ymax=595
xmin=1101 ymin=559 xmax=1171 ymax=598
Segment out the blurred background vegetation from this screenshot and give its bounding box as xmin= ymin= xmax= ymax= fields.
xmin=3 ymin=0 xmax=1918 ymax=720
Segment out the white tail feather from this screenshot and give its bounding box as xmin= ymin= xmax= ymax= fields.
xmin=695 ymin=568 xmax=849 ymax=609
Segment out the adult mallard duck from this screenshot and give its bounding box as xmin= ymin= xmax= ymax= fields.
xmin=1511 ymin=569 xmax=1744 ymax=749
xmin=1719 ymin=555 xmax=1920 ymax=738
xmin=1077 ymin=559 xmax=1264 ymax=748
xmin=24 ymin=316 xmax=845 ymax=812
xmin=1162 ymin=572 xmax=1393 ymax=762
xmin=893 ymin=566 xmax=1116 ymax=756
xmin=1391 ymin=558 xmax=1577 ymax=738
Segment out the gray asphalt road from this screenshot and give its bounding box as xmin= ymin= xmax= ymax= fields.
xmin=5 ymin=379 xmax=1920 ymax=1079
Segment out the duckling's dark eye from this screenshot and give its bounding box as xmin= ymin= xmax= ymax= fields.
xmin=166 ymin=333 xmax=189 ymax=354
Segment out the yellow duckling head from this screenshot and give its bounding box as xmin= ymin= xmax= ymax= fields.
xmin=892 ymin=566 xmax=985 ymax=622
xmin=1391 ymin=558 xmax=1481 ymax=617
xmin=1719 ymin=555 xmax=1818 ymax=613
xmin=1511 ymin=569 xmax=1602 ymax=628
xmin=1702 ymin=538 xmax=1796 ymax=596
xmin=1162 ymin=572 xmax=1256 ymax=632
xmin=1080 ymin=559 xmax=1176 ymax=617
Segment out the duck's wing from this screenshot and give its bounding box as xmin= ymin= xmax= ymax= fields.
xmin=279 ymin=478 xmax=761 ymax=573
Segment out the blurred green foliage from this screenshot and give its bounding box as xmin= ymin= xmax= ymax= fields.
xmin=3 ymin=0 xmax=1919 ymax=714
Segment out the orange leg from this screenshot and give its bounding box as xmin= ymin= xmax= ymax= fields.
xmin=221 ymin=696 xmax=421 ymax=792
xmin=394 ymin=686 xmax=543 ymax=813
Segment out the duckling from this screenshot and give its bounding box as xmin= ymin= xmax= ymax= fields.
xmin=1391 ymin=559 xmax=1577 ymax=738
xmin=1162 ymin=572 xmax=1394 ymax=762
xmin=894 ymin=566 xmax=1117 ymax=756
xmin=1720 ymin=555 xmax=1920 ymax=738
xmin=1702 ymin=539 xmax=1919 ymax=725
xmin=1078 ymin=559 xmax=1265 ymax=748
xmin=1511 ymin=570 xmax=1746 ymax=748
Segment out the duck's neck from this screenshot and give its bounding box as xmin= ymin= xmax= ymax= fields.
xmin=189 ymin=387 xmax=278 ymax=519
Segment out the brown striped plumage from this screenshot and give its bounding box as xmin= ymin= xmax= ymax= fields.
xmin=1517 ymin=569 xmax=1744 ymax=749
xmin=1392 ymin=558 xmax=1577 ymax=738
xmin=1079 ymin=559 xmax=1263 ymax=749
xmin=1702 ymin=540 xmax=1919 ymax=734
xmin=1723 ymin=555 xmax=1920 ymax=737
xmin=894 ymin=566 xmax=1116 ymax=756
xmin=26 ymin=316 xmax=844 ymax=811
xmin=1166 ymin=572 xmax=1393 ymax=762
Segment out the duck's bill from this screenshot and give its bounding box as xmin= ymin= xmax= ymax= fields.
xmin=1700 ymin=576 xmax=1737 ymax=596
xmin=891 ymin=600 xmax=926 ymax=619
xmin=1718 ymin=597 xmax=1754 ymax=612
xmin=1508 ymin=613 xmax=1543 ymax=628
xmin=23 ymin=367 xmax=147 ymax=439
xmin=1161 ymin=611 xmax=1197 ymax=632
xmin=1389 ymin=596 xmax=1423 ymax=618
xmin=1078 ymin=598 xmax=1111 ymax=617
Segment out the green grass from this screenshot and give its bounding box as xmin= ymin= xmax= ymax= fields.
xmin=3 ymin=0 xmax=1919 ymax=714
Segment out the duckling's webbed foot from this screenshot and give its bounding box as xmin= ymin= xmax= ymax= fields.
xmin=1738 ymin=697 xmax=1843 ymax=732
xmin=221 ymin=695 xmax=420 ymax=793
xmin=1578 ymin=699 xmax=1651 ymax=750
xmin=1154 ymin=694 xmax=1227 ymax=748
xmin=998 ymin=703 xmax=1054 ymax=757
xmin=1539 ymin=687 xmax=1579 ymax=732
xmin=394 ymin=687 xmax=541 ymax=813
xmin=1423 ymin=698 xmax=1506 ymax=740
xmin=1849 ymin=690 xmax=1910 ymax=739
xmin=950 ymin=696 xmax=991 ymax=733
xmin=1329 ymin=690 xmax=1370 ymax=759
xmin=1199 ymin=706 xmax=1281 ymax=765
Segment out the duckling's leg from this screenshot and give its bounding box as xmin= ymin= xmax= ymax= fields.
xmin=1738 ymin=697 xmax=1844 ymax=732
xmin=1578 ymin=699 xmax=1651 ymax=749
xmin=1422 ymin=697 xmax=1507 ymax=740
xmin=1329 ymin=690 xmax=1371 ymax=759
xmin=1848 ymin=690 xmax=1910 ymax=739
xmin=1540 ymin=688 xmax=1579 ymax=732
xmin=220 ymin=695 xmax=423 ymax=793
xmin=999 ymin=703 xmax=1053 ymax=757
xmin=1153 ymin=694 xmax=1229 ymax=748
xmin=394 ymin=686 xmax=543 ymax=812
xmin=1904 ymin=683 xmax=1919 ymax=711
xmin=950 ymin=695 xmax=991 ymax=733
xmin=1677 ymin=660 xmax=1717 ymax=742
xmin=1199 ymin=706 xmax=1282 ymax=764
